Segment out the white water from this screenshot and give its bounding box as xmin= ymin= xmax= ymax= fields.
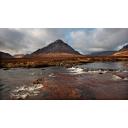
xmin=0 ymin=61 xmax=128 ymax=99
xmin=10 ymin=83 xmax=44 ymax=99
xmin=68 ymin=67 xmax=85 ymax=74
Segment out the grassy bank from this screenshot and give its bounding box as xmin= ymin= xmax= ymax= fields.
xmin=0 ymin=55 xmax=128 ymax=68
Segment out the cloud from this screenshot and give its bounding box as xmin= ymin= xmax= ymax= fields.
xmin=71 ymin=28 xmax=128 ymax=53
xmin=0 ymin=28 xmax=67 ymax=55
xmin=0 ymin=28 xmax=128 ymax=55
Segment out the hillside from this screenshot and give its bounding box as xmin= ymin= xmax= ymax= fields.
xmin=0 ymin=51 xmax=13 ymax=59
xmin=89 ymin=51 xmax=116 ymax=56
xmin=30 ymin=39 xmax=80 ymax=57
xmin=113 ymin=44 xmax=128 ymax=56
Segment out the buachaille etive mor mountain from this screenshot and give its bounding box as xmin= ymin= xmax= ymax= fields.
xmin=113 ymin=44 xmax=128 ymax=56
xmin=0 ymin=51 xmax=13 ymax=59
xmin=30 ymin=39 xmax=80 ymax=57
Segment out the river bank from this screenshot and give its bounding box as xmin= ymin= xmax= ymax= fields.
xmin=0 ymin=55 xmax=128 ymax=68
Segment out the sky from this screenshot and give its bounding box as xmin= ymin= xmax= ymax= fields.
xmin=0 ymin=28 xmax=128 ymax=55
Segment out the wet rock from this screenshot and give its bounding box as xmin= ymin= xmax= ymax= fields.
xmin=64 ymin=64 xmax=72 ymax=68
xmin=112 ymin=75 xmax=122 ymax=80
xmin=112 ymin=72 xmax=128 ymax=80
xmin=33 ymin=78 xmax=43 ymax=84
xmin=48 ymin=73 xmax=55 ymax=77
xmin=123 ymin=78 xmax=128 ymax=80
xmin=99 ymin=72 xmax=103 ymax=74
xmin=108 ymin=69 xmax=115 ymax=72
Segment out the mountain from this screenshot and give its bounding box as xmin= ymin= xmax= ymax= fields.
xmin=0 ymin=51 xmax=13 ymax=59
xmin=119 ymin=44 xmax=128 ymax=51
xmin=30 ymin=39 xmax=80 ymax=57
xmin=89 ymin=51 xmax=116 ymax=56
xmin=113 ymin=44 xmax=128 ymax=56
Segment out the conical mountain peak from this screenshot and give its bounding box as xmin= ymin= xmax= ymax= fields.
xmin=31 ymin=39 xmax=80 ymax=56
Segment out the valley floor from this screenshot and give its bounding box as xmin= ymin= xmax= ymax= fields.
xmin=0 ymin=55 xmax=128 ymax=68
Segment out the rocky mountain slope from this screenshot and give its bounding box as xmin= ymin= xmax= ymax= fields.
xmin=0 ymin=51 xmax=13 ymax=59
xmin=30 ymin=39 xmax=80 ymax=57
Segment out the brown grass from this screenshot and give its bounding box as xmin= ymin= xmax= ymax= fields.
xmin=0 ymin=53 xmax=128 ymax=68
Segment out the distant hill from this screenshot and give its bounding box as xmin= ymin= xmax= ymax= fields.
xmin=0 ymin=51 xmax=13 ymax=59
xmin=89 ymin=51 xmax=116 ymax=56
xmin=29 ymin=39 xmax=80 ymax=57
xmin=113 ymin=44 xmax=128 ymax=56
xmin=14 ymin=54 xmax=24 ymax=58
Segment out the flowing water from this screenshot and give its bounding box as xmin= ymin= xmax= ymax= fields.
xmin=0 ymin=61 xmax=128 ymax=100
xmin=76 ymin=61 xmax=128 ymax=70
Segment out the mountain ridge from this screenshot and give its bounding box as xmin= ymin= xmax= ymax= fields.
xmin=30 ymin=39 xmax=80 ymax=57
xmin=0 ymin=51 xmax=13 ymax=59
xmin=89 ymin=51 xmax=116 ymax=56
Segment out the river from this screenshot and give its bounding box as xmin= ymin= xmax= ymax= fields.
xmin=0 ymin=61 xmax=128 ymax=100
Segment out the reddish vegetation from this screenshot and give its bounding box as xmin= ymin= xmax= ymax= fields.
xmin=113 ymin=44 xmax=128 ymax=56
xmin=0 ymin=40 xmax=128 ymax=68
xmin=0 ymin=53 xmax=128 ymax=68
xmin=113 ymin=50 xmax=128 ymax=56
